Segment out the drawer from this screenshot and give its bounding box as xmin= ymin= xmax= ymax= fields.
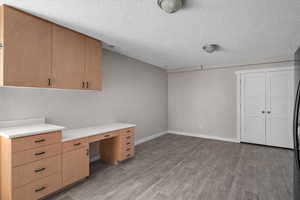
xmin=63 ymin=138 xmax=89 ymax=153
xmin=122 ymin=141 xmax=134 ymax=150
xmin=119 ymin=128 xmax=134 ymax=136
xmin=122 ymin=142 xmax=134 ymax=151
xmin=101 ymin=131 xmax=119 ymax=140
xmin=13 ymin=173 xmax=61 ymax=200
xmin=12 ymin=132 xmax=61 ymax=153
xmin=12 ymin=143 xmax=61 ymax=167
xmin=121 ymin=148 xmax=135 ymax=161
xmin=13 ymin=155 xmax=61 ymax=188
xmin=89 ymin=131 xmax=119 ymax=143
xmin=121 ymin=133 xmax=134 ymax=144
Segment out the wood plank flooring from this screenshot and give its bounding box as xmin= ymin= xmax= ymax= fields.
xmin=49 ymin=134 xmax=293 ymax=200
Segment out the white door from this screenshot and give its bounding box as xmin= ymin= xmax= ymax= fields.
xmin=266 ymin=71 xmax=294 ymax=148
xmin=241 ymin=73 xmax=267 ymax=145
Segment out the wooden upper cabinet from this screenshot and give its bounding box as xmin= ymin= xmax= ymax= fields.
xmin=85 ymin=37 xmax=102 ymax=91
xmin=0 ymin=5 xmax=52 ymax=87
xmin=0 ymin=5 xmax=102 ymax=91
xmin=52 ymin=25 xmax=86 ymax=90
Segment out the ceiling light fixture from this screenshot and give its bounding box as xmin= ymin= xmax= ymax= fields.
xmin=202 ymin=44 xmax=220 ymax=53
xmin=157 ymin=0 xmax=183 ymax=14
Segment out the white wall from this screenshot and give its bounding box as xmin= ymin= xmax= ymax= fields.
xmin=0 ymin=50 xmax=168 ymax=142
xmin=168 ymin=62 xmax=293 ymax=141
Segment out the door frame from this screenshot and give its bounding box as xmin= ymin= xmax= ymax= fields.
xmin=235 ymin=66 xmax=295 ymax=142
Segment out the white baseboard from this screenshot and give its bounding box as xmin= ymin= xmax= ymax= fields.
xmin=168 ymin=130 xmax=240 ymax=143
xmin=135 ymin=131 xmax=168 ymax=145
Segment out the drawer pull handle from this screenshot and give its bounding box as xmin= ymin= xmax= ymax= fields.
xmin=127 ymin=130 xmax=131 ymax=133
xmin=35 ymin=152 xmax=46 ymax=156
xmin=126 ymin=148 xmax=131 ymax=151
xmin=126 ymin=154 xmax=131 ymax=158
xmin=73 ymin=143 xmax=81 ymax=146
xmin=35 ymin=186 xmax=46 ymax=192
xmin=126 ymin=142 xmax=131 ymax=145
xmin=104 ymin=135 xmax=110 ymax=138
xmin=34 ymin=139 xmax=45 ymax=143
xmin=34 ymin=167 xmax=46 ymax=173
xmin=126 ymin=136 xmax=131 ymax=139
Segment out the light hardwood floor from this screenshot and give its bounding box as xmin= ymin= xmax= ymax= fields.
xmin=49 ymin=134 xmax=293 ymax=200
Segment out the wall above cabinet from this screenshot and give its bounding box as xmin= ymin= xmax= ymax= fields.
xmin=0 ymin=5 xmax=102 ymax=91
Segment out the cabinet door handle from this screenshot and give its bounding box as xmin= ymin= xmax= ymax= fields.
xmin=261 ymin=110 xmax=265 ymax=114
xmin=267 ymin=111 xmax=271 ymax=114
xmin=34 ymin=139 xmax=45 ymax=143
xmin=35 ymin=151 xmax=46 ymax=156
xmin=34 ymin=167 xmax=46 ymax=173
xmin=48 ymin=78 xmax=51 ymax=86
xmin=35 ymin=186 xmax=46 ymax=192
xmin=82 ymin=81 xmax=85 ymax=88
xmin=73 ymin=143 xmax=81 ymax=146
xmin=86 ymin=81 xmax=89 ymax=88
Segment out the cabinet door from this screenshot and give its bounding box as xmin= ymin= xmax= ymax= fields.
xmin=85 ymin=37 xmax=102 ymax=90
xmin=3 ymin=6 xmax=52 ymax=87
xmin=52 ymin=25 xmax=85 ymax=90
xmin=62 ymin=146 xmax=89 ymax=186
xmin=266 ymin=71 xmax=294 ymax=148
xmin=241 ymin=73 xmax=267 ymax=145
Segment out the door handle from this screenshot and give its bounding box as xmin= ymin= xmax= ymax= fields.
xmin=35 ymin=151 xmax=46 ymax=156
xmin=261 ymin=110 xmax=266 ymax=114
xmin=34 ymin=167 xmax=46 ymax=173
xmin=267 ymin=111 xmax=271 ymax=114
xmin=34 ymin=139 xmax=45 ymax=143
xmin=73 ymin=143 xmax=81 ymax=146
xmin=35 ymin=186 xmax=46 ymax=192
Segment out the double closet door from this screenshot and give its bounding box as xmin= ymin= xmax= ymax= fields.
xmin=241 ymin=70 xmax=294 ymax=148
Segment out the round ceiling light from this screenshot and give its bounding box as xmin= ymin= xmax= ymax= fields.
xmin=157 ymin=0 xmax=183 ymax=14
xmin=202 ymin=44 xmax=220 ymax=53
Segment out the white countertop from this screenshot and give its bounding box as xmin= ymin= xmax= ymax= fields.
xmin=62 ymin=123 xmax=136 ymax=142
xmin=0 ymin=118 xmax=136 ymax=141
xmin=0 ymin=123 xmax=65 ymax=139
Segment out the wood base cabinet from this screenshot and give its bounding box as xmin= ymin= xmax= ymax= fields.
xmin=0 ymin=127 xmax=135 ymax=200
xmin=0 ymin=5 xmax=102 ymax=91
xmin=62 ymin=146 xmax=90 ymax=186
xmin=117 ymin=128 xmax=135 ymax=162
xmin=0 ymin=131 xmax=62 ymax=200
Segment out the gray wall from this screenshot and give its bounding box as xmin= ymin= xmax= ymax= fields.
xmin=168 ymin=62 xmax=293 ymax=141
xmin=0 ymin=50 xmax=168 ymax=142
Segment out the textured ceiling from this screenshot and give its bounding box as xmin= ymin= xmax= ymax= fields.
xmin=0 ymin=0 xmax=300 ymax=69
